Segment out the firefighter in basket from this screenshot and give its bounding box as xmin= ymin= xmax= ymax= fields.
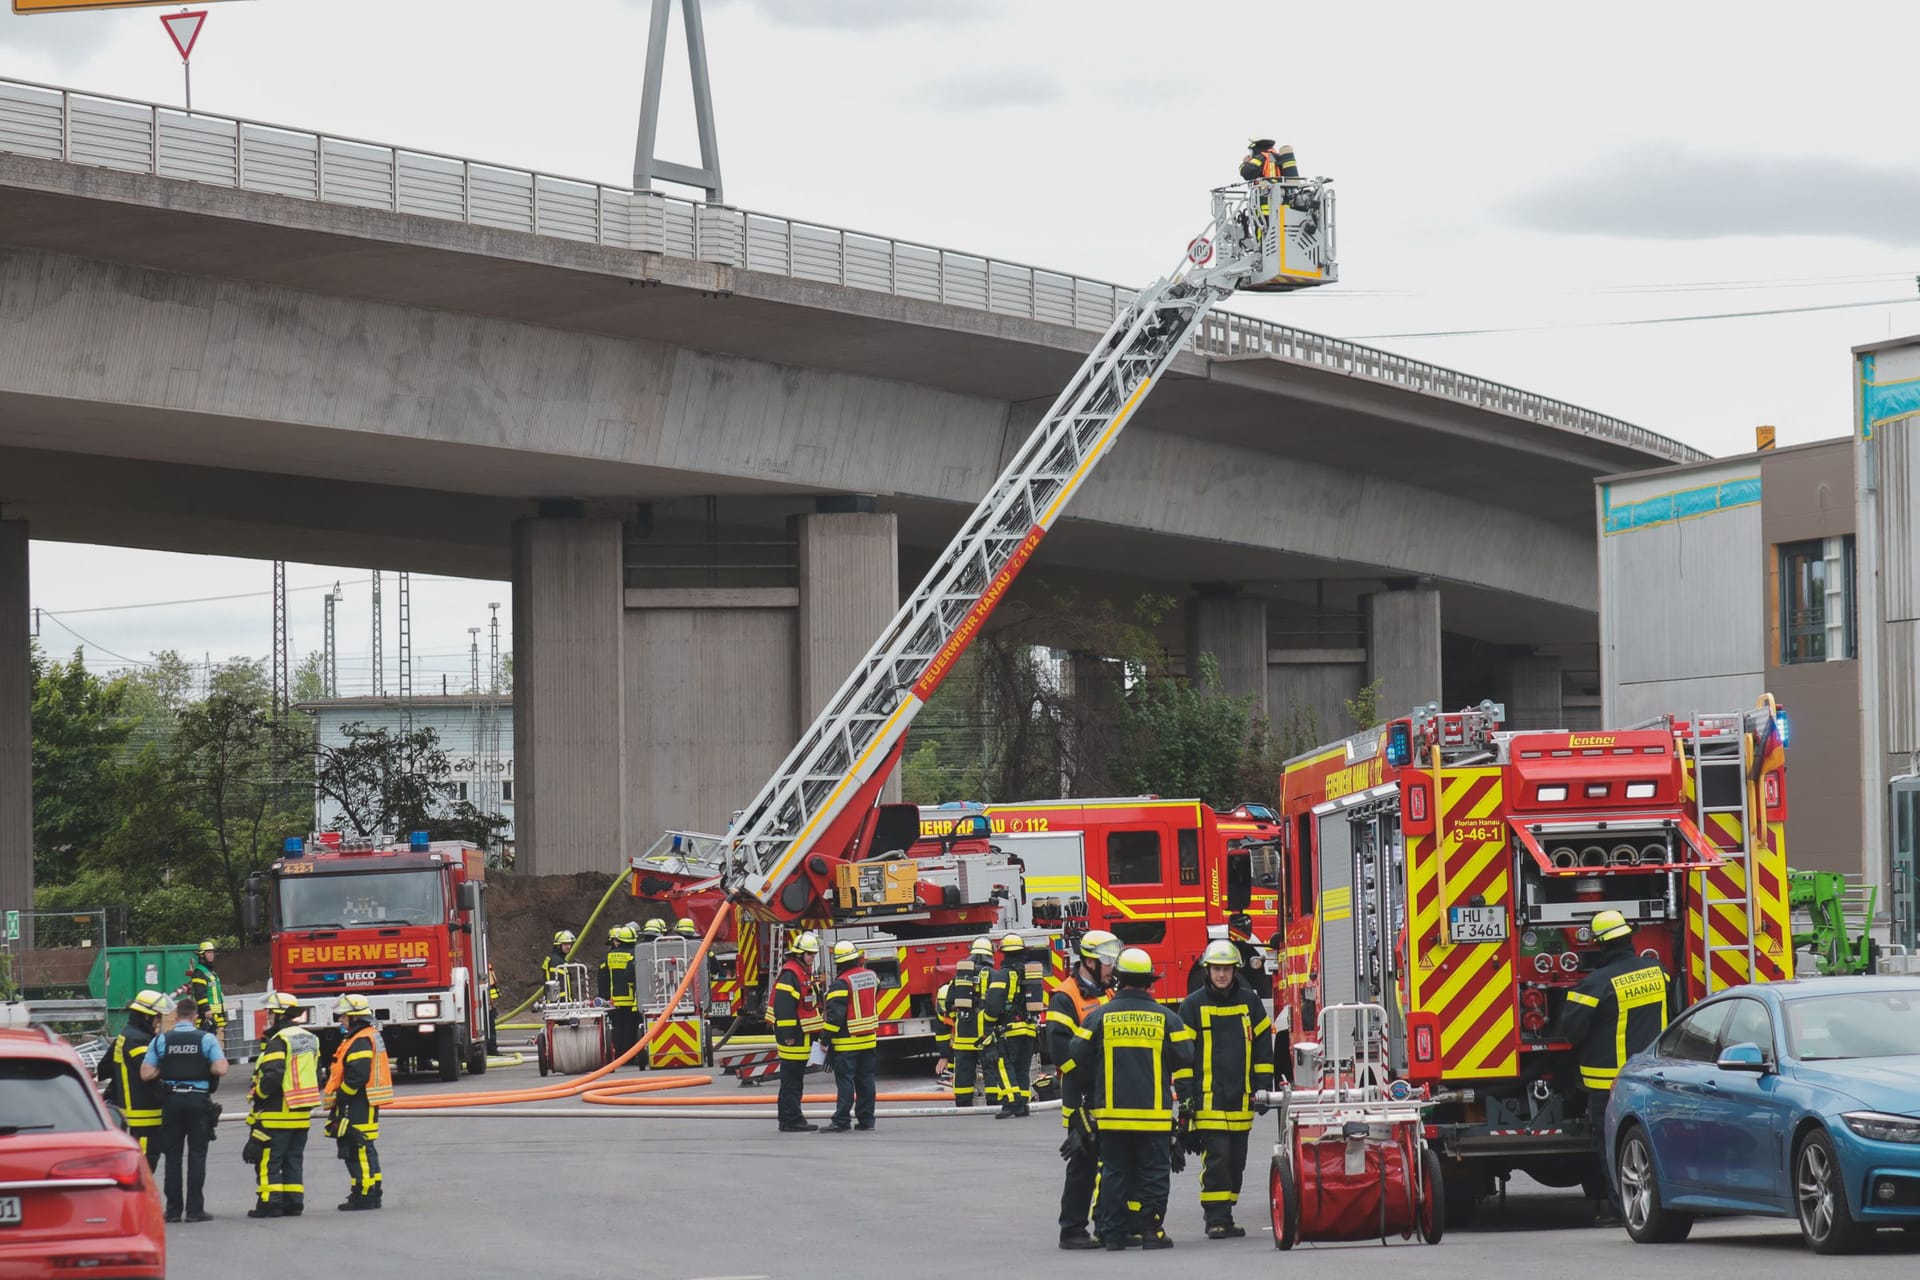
xmin=323 ymin=993 xmax=393 ymax=1211
xmin=98 ymin=989 xmax=169 ymax=1169
xmin=1050 ymin=929 xmax=1119 ymax=1250
xmin=1177 ymin=939 xmax=1276 ymax=1239
xmin=1555 ymin=908 xmax=1673 ymax=1227
xmin=1239 ymin=138 xmax=1299 ymax=182
xmin=770 ymin=931 xmax=822 ymax=1133
xmin=1064 ymin=947 xmax=1195 ymax=1250
xmin=946 ymin=937 xmax=996 ymax=1108
xmin=818 ymin=940 xmax=880 ymax=1133
xmin=244 ymin=992 xmax=321 ymax=1219
xmin=985 ymin=933 xmax=1042 ymax=1118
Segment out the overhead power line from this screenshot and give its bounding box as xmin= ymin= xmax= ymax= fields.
xmin=1349 ymin=295 xmax=1920 ymax=340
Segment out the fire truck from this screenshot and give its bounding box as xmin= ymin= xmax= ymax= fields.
xmin=622 ymin=170 xmax=1338 ymax=1058
xmin=1275 ymin=697 xmax=1792 ymax=1217
xmin=243 ymin=831 xmax=493 ymax=1080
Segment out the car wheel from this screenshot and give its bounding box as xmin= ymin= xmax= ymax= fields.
xmin=1618 ymin=1126 xmax=1693 ymax=1244
xmin=1795 ymin=1130 xmax=1869 ymax=1254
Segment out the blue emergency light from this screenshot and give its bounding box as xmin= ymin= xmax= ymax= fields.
xmin=283 ymin=837 xmax=305 ymax=854
xmin=409 ymin=830 xmax=430 ymax=850
xmin=1775 ymin=711 xmax=1791 ymax=748
xmin=1385 ymin=721 xmax=1413 ymax=767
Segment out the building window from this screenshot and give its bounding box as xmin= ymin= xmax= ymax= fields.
xmin=1779 ymin=540 xmax=1826 ymax=664
xmin=1842 ymin=535 xmax=1859 ymax=660
xmin=500 ymin=781 xmax=514 ymax=803
xmin=452 ymin=782 xmax=470 ymax=802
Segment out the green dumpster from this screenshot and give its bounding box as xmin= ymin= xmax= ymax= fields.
xmin=97 ymin=946 xmax=201 ymax=1036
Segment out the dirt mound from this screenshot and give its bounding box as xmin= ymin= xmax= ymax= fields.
xmin=486 ymin=871 xmax=627 ymax=1000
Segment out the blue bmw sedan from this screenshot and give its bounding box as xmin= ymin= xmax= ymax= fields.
xmin=1605 ymin=977 xmax=1920 ymax=1252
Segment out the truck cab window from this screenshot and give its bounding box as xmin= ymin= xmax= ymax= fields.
xmin=1107 ymin=830 xmax=1162 ymax=885
xmin=1177 ymin=828 xmax=1201 ymax=886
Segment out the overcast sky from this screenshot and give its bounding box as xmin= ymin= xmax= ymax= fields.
xmin=5 ymin=0 xmax=1916 ymax=684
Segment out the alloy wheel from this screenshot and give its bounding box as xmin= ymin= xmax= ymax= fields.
xmin=1620 ymin=1136 xmax=1654 ymax=1232
xmin=1797 ymin=1141 xmax=1836 ymax=1244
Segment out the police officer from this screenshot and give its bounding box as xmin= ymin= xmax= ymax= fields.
xmin=818 ymin=941 xmax=879 ymax=1134
xmin=324 ymin=993 xmax=392 ymax=1211
xmin=183 ymin=941 xmax=227 ymax=1037
xmin=1177 ymin=939 xmax=1276 ymax=1239
xmin=1050 ymin=929 xmax=1119 ymax=1250
xmin=946 ymin=937 xmax=995 ymax=1108
xmin=770 ymin=932 xmax=822 ymax=1133
xmin=98 ymin=989 xmax=168 ymax=1169
xmin=599 ymin=923 xmax=641 ymax=1060
xmin=1557 ymin=909 xmax=1672 ymax=1225
xmin=1064 ymin=948 xmax=1194 ymax=1250
xmin=542 ymin=930 xmax=575 ymax=986
xmin=246 ymin=992 xmax=320 ymax=1219
xmin=139 ymin=996 xmax=228 ymax=1223
xmin=985 ymin=933 xmax=1042 ymax=1118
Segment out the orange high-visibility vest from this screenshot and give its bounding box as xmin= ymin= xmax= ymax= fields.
xmin=324 ymin=1024 xmax=394 ymax=1107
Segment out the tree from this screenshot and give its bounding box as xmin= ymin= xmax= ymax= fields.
xmin=312 ymin=722 xmax=508 ymax=850
xmin=293 ymin=651 xmax=327 ymax=702
xmin=1108 ymin=653 xmax=1271 ymax=808
xmin=29 ymin=645 xmax=133 ymax=884
xmin=1345 ymin=678 xmax=1385 ymax=731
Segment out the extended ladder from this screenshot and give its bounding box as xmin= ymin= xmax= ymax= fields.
xmin=720 ymin=181 xmax=1337 ymax=908
xmin=1689 ymin=712 xmax=1758 ymax=990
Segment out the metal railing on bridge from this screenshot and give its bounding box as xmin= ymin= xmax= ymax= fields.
xmin=0 ymin=76 xmax=1703 ymax=465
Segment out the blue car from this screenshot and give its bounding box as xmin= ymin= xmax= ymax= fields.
xmin=1605 ymin=976 xmax=1920 ymax=1253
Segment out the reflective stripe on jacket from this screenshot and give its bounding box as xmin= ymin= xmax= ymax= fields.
xmin=1062 ymin=987 xmax=1195 ymax=1132
xmin=822 ymin=964 xmax=880 ymax=1052
xmin=1558 ymin=948 xmax=1671 ymax=1090
xmin=1175 ymin=981 xmax=1274 ymax=1130
xmin=250 ymin=1023 xmax=320 ymax=1129
xmin=770 ymin=959 xmax=816 ymax=1063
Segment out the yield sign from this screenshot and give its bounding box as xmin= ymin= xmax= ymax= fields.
xmin=160 ymin=10 xmax=207 ymax=61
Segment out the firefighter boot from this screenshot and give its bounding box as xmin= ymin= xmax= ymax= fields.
xmin=1205 ymin=1220 xmax=1245 ymax=1240
xmin=247 ymin=1201 xmax=282 ymax=1220
xmin=369 ymin=1187 xmax=383 ymax=1210
xmin=1059 ymin=1228 xmax=1101 ymax=1251
xmin=337 ymin=1193 xmax=371 ymax=1212
xmin=1142 ymin=1218 xmax=1175 ymax=1250
xmin=995 ymin=1103 xmax=1018 ymax=1118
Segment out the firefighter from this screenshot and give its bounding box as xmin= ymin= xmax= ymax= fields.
xmin=599 ymin=923 xmax=641 ymax=1061
xmin=139 ymin=997 xmax=228 ymax=1223
xmin=542 ymin=930 xmax=575 ymax=987
xmin=97 ymin=989 xmax=168 ymax=1169
xmin=323 ymin=993 xmax=392 ymax=1211
xmin=1238 ymin=138 xmax=1299 ymax=182
xmin=818 ymin=940 xmax=879 ymax=1133
xmin=1050 ymin=929 xmax=1120 ymax=1250
xmin=1556 ymin=908 xmax=1672 ymax=1226
xmin=985 ymin=933 xmax=1041 ymax=1118
xmin=183 ymin=940 xmax=227 ymax=1036
xmin=932 ymin=981 xmax=955 ymax=1084
xmin=1177 ymin=939 xmax=1275 ymax=1239
xmin=673 ymin=917 xmax=700 ymax=941
xmin=639 ymin=917 xmax=668 ymax=943
xmin=1064 ymin=948 xmax=1194 ymax=1250
xmin=245 ymin=992 xmax=320 ymax=1219
xmin=947 ymin=937 xmax=996 ymax=1108
xmin=486 ymin=963 xmax=501 ymax=1055
xmin=770 ymin=932 xmax=821 ymax=1133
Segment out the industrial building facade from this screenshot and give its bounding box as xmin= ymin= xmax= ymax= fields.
xmin=298 ymin=695 xmax=515 ymax=847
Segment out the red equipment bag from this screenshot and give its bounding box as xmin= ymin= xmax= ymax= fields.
xmin=1293 ymin=1130 xmax=1423 ymax=1242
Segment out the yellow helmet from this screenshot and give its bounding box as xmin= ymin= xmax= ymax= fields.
xmin=999 ymin=934 xmax=1025 ymax=953
xmin=674 ymin=918 xmax=699 ymax=938
xmin=789 ymin=931 xmax=820 ymax=956
xmin=1201 ymin=939 xmax=1241 ymax=969
xmin=969 ymin=937 xmax=993 ymax=957
xmin=553 ymin=930 xmax=576 ymax=947
xmin=831 ymin=940 xmax=861 ymax=966
xmin=1078 ymin=930 xmax=1121 ymax=964
xmin=610 ymin=924 xmax=639 ymax=945
xmin=334 ymin=993 xmax=374 ymax=1020
xmin=128 ymin=989 xmax=168 ymax=1017
xmin=1115 ymin=947 xmax=1157 ymax=978
xmin=642 ymin=918 xmax=668 ymax=935
xmin=266 ymin=991 xmax=301 ymax=1014
xmin=197 ymin=940 xmax=217 ymax=955
xmin=1591 ymin=909 xmax=1632 ymax=942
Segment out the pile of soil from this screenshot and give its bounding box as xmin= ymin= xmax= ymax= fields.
xmin=485 ymin=871 xmax=629 ymax=1001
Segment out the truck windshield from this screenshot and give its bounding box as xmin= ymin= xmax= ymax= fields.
xmin=278 ymin=870 xmax=445 ymax=929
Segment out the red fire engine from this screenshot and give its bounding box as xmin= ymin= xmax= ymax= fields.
xmin=1276 ymin=698 xmax=1792 ymax=1217
xmin=244 ymin=832 xmax=493 ymax=1080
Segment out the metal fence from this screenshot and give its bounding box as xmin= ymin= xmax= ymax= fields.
xmin=0 ymin=76 xmax=1704 ymax=465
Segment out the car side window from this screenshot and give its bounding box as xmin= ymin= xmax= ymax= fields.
xmin=1657 ymin=1000 xmax=1732 ymax=1063
xmin=1716 ymin=997 xmax=1775 ymax=1060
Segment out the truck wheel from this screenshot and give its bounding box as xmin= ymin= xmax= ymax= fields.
xmin=436 ymin=1024 xmax=461 ymax=1082
xmin=466 ymin=1028 xmax=488 ymax=1075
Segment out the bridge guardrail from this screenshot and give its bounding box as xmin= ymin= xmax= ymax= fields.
xmin=0 ymin=77 xmax=1702 ymax=464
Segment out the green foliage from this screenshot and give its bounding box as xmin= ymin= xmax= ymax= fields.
xmin=1109 ymin=653 xmax=1273 ymax=807
xmin=29 ymin=646 xmax=134 ymax=884
xmin=293 ymin=651 xmax=327 ymax=702
xmin=1345 ymin=677 xmax=1385 ymax=731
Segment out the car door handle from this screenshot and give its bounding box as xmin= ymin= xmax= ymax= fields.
xmin=1702 ymin=1080 xmax=1719 ymax=1091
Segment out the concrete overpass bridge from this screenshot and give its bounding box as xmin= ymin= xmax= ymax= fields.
xmin=0 ymin=78 xmax=1703 ymax=893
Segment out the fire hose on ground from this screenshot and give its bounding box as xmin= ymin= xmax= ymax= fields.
xmin=391 ymin=909 xmax=1039 ymax=1121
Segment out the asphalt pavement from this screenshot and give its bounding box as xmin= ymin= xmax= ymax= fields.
xmin=161 ymin=1055 xmax=1920 ymax=1279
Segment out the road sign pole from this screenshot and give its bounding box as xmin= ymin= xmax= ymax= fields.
xmin=183 ymin=59 xmax=190 ymax=112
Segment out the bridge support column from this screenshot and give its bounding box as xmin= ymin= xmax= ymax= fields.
xmin=1186 ymin=588 xmax=1268 ymax=717
xmin=512 ymin=513 xmax=627 ymax=877
xmin=1497 ymin=653 xmax=1563 ymax=730
xmin=1367 ymin=585 xmax=1442 ymax=719
xmin=0 ymin=521 xmax=29 ymax=930
xmin=796 ymin=506 xmax=900 ymax=801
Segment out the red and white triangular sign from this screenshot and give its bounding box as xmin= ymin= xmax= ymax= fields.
xmin=160 ymin=11 xmax=208 ymax=62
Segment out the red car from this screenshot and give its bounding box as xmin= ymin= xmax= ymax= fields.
xmin=0 ymin=1026 xmax=165 ymax=1279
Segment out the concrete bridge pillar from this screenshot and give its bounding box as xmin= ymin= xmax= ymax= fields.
xmin=0 ymin=521 xmax=30 ymax=931
xmin=1498 ymin=653 xmax=1564 ymax=730
xmin=1186 ymin=588 xmax=1269 ymax=716
xmin=1367 ymin=585 xmax=1442 ymax=720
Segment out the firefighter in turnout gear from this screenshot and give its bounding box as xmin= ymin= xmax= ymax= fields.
xmin=542 ymin=930 xmax=575 ymax=986
xmin=819 ymin=940 xmax=880 ymax=1133
xmin=1239 ymin=138 xmax=1299 ymax=182
xmin=985 ymin=933 xmax=1042 ymax=1118
xmin=183 ymin=940 xmax=227 ymax=1035
xmin=770 ymin=931 xmax=822 ymax=1133
xmin=673 ymin=917 xmax=699 ymax=940
xmin=1050 ymin=930 xmax=1119 ymax=1250
xmin=324 ymin=994 xmax=393 ymax=1211
xmin=486 ymin=963 xmax=501 ymax=1055
xmin=1064 ymin=947 xmax=1195 ymax=1250
xmin=1176 ymin=939 xmax=1275 ymax=1239
xmin=245 ymin=992 xmax=321 ymax=1218
xmin=639 ymin=918 xmax=667 ymax=943
xmin=599 ymin=923 xmax=641 ymax=1061
xmin=1555 ymin=909 xmax=1673 ymax=1225
xmin=946 ymin=937 xmax=996 ymax=1107
xmin=97 ymin=989 xmax=169 ymax=1169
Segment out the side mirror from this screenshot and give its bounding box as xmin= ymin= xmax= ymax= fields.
xmin=458 ymin=881 xmax=482 ymax=912
xmin=240 ymin=892 xmax=261 ymax=936
xmin=1716 ymin=1041 xmax=1770 ymax=1073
